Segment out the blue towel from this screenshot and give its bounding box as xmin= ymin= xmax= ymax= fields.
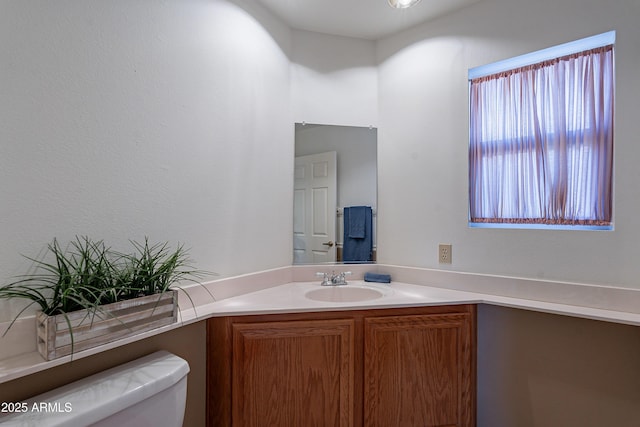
xmin=348 ymin=206 xmax=367 ymax=238
xmin=364 ymin=272 xmax=391 ymax=283
xmin=343 ymin=206 xmax=372 ymax=262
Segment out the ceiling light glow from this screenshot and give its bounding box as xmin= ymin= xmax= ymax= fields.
xmin=387 ymin=0 xmax=422 ymax=8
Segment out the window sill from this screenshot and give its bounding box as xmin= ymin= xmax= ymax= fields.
xmin=469 ymin=222 xmax=613 ymax=231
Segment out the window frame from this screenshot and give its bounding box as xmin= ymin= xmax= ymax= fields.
xmin=468 ymin=31 xmax=615 ymax=231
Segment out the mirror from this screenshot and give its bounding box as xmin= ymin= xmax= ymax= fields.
xmin=293 ymin=123 xmax=377 ymax=265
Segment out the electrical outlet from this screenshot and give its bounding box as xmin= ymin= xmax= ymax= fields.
xmin=439 ymin=244 xmax=452 ymax=264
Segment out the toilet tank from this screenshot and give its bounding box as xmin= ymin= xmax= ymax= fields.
xmin=0 ymin=350 xmax=190 ymax=427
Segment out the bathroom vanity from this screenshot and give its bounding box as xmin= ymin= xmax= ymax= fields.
xmin=207 ymin=304 xmax=475 ymax=427
xmin=3 ymin=265 xmax=640 ymax=427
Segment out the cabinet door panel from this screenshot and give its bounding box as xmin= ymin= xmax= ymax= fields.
xmin=232 ymin=319 xmax=355 ymax=427
xmin=364 ymin=313 xmax=473 ymax=427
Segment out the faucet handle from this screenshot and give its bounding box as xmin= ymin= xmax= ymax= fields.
xmin=332 ymin=271 xmax=351 ymax=285
xmin=316 ymin=272 xmax=331 ymax=286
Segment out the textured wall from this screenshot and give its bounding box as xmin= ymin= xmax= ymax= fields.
xmin=478 ymin=305 xmax=640 ymax=426
xmin=291 ymin=29 xmax=378 ymax=128
xmin=0 ymin=0 xmax=293 ymax=320
xmin=376 ymin=0 xmax=640 ymax=288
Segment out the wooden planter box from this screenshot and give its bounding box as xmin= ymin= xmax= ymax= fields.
xmin=36 ymin=290 xmax=178 ymax=360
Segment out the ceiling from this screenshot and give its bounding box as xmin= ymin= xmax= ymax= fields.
xmin=254 ymin=0 xmax=481 ymax=40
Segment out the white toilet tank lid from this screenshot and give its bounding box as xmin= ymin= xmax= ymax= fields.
xmin=0 ymin=350 xmax=190 ymax=427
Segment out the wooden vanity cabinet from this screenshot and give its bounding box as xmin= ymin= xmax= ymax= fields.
xmin=207 ymin=305 xmax=475 ymax=427
xmin=363 ymin=312 xmax=475 ymax=427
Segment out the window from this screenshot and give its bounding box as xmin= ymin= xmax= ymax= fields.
xmin=468 ymin=32 xmax=615 ymax=230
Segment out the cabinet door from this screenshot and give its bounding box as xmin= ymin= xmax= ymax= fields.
xmin=364 ymin=313 xmax=474 ymax=427
xmin=232 ymin=319 xmax=355 ymax=427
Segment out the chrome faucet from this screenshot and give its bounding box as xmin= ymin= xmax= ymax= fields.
xmin=316 ymin=271 xmax=352 ymax=286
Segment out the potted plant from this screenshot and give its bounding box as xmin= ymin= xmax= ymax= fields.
xmin=0 ymin=236 xmax=209 ymax=360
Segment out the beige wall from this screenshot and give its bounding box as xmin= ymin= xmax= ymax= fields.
xmin=0 ymin=322 xmax=207 ymax=427
xmin=478 ymin=306 xmax=640 ymax=426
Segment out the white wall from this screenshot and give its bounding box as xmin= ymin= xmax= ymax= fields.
xmin=376 ymin=0 xmax=640 ymax=288
xmin=375 ymin=2 xmax=640 ymax=424
xmin=3 ymin=2 xmax=636 ymax=303
xmin=2 ymin=2 xmax=639 ymax=425
xmin=291 ymin=30 xmax=378 ymax=128
xmin=0 ymin=0 xmax=293 ymax=320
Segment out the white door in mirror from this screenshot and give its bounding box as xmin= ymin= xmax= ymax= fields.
xmin=293 ymin=151 xmax=337 ymax=264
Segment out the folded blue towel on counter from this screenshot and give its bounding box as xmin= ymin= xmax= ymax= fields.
xmin=364 ymin=272 xmax=391 ymax=283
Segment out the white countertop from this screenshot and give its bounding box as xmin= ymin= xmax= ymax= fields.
xmin=2 ymin=264 xmax=640 ymax=385
xmin=191 ymin=280 xmax=483 ymax=316
xmin=186 ymin=278 xmax=640 ymax=327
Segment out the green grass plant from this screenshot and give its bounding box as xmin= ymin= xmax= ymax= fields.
xmin=0 ymin=236 xmax=210 ymax=336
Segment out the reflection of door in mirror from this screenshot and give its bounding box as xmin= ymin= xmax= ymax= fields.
xmin=294 ymin=123 xmax=377 ymax=265
xmin=293 ymin=152 xmax=337 ymax=264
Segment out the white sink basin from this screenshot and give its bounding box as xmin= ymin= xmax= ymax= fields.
xmin=305 ymin=286 xmax=385 ymax=303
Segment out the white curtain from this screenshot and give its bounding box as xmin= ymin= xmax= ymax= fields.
xmin=469 ymin=45 xmax=614 ymax=226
